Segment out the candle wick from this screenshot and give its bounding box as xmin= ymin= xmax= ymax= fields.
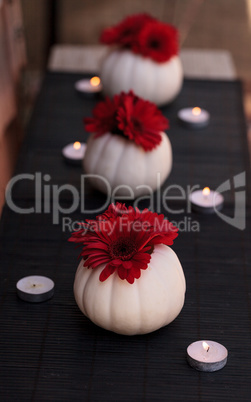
xmin=32 ymin=284 xmax=36 ymax=287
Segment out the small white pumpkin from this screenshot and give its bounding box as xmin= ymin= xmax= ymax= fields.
xmin=83 ymin=132 xmax=172 ymax=197
xmin=100 ymin=49 xmax=183 ymax=106
xmin=74 ymin=244 xmax=186 ymax=335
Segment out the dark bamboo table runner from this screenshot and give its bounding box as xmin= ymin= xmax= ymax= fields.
xmin=0 ymin=73 xmax=251 ymax=401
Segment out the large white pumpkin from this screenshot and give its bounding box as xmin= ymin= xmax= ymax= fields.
xmin=100 ymin=49 xmax=183 ymax=106
xmin=83 ymin=132 xmax=172 ymax=197
xmin=74 ymin=244 xmax=186 ymax=335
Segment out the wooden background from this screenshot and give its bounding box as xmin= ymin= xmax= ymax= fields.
xmin=21 ymin=0 xmax=251 ymax=81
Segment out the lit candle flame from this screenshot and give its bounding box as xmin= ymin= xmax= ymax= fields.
xmin=90 ymin=76 xmax=101 ymax=87
xmin=192 ymin=107 xmax=201 ymax=116
xmin=202 ymin=341 xmax=210 ymax=352
xmin=73 ymin=141 xmax=81 ymax=150
xmin=202 ymin=187 xmax=210 ymax=197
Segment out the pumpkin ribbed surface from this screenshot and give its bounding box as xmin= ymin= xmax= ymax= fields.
xmin=100 ymin=49 xmax=183 ymax=106
xmin=74 ymin=244 xmax=186 ymax=335
xmin=83 ymin=132 xmax=172 ymax=197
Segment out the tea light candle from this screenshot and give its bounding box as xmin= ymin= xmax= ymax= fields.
xmin=178 ymin=107 xmax=210 ymax=128
xmin=187 ymin=340 xmax=228 ymax=372
xmin=189 ymin=187 xmax=224 ymax=214
xmin=62 ymin=141 xmax=86 ymax=165
xmin=16 ymin=275 xmax=54 ymax=302
xmin=75 ymin=76 xmax=102 ymax=95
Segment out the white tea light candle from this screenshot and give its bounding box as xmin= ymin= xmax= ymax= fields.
xmin=189 ymin=187 xmax=224 ymax=214
xmin=178 ymin=107 xmax=210 ymax=128
xmin=16 ymin=275 xmax=54 ymax=302
xmin=62 ymin=141 xmax=86 ymax=165
xmin=75 ymin=76 xmax=102 ymax=95
xmin=187 ymin=340 xmax=228 ymax=372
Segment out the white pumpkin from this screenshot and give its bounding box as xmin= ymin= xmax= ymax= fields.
xmin=74 ymin=244 xmax=186 ymax=335
xmin=83 ymin=132 xmax=172 ymax=197
xmin=100 ymin=49 xmax=183 ymax=106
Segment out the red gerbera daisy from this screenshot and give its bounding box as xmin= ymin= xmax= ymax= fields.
xmin=69 ymin=203 xmax=178 ymax=284
xmin=136 ymin=21 xmax=179 ymax=62
xmin=100 ymin=14 xmax=179 ymax=63
xmin=117 ymin=91 xmax=169 ymax=151
xmin=100 ymin=13 xmax=154 ymax=47
xmin=84 ymin=90 xmax=169 ymax=151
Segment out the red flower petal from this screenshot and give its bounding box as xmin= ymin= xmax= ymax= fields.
xmin=99 ymin=263 xmax=116 ymax=282
xmin=84 ymin=96 xmax=119 ymax=136
xmin=117 ymin=266 xmax=129 ymax=280
xmin=131 ymin=266 xmax=141 ymax=279
xmin=126 ymin=272 xmax=136 ymax=284
xmin=122 ymin=260 xmax=133 ymax=269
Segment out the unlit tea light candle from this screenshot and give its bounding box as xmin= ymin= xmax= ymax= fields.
xmin=16 ymin=275 xmax=54 ymax=302
xmin=189 ymin=187 xmax=224 ymax=214
xmin=75 ymin=76 xmax=102 ymax=95
xmin=187 ymin=340 xmax=228 ymax=372
xmin=62 ymin=141 xmax=86 ymax=165
xmin=178 ymin=107 xmax=210 ymax=128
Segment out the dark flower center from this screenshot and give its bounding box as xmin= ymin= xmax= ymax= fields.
xmin=122 ymin=28 xmax=133 ymax=37
xmin=149 ymin=38 xmax=161 ymax=49
xmin=109 ymin=237 xmax=137 ymax=260
xmin=132 ymin=118 xmax=143 ymax=131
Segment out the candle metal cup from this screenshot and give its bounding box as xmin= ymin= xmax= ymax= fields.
xmin=187 ymin=340 xmax=228 ymax=372
xmin=189 ymin=189 xmax=224 ymax=214
xmin=75 ymin=76 xmax=102 ymax=98
xmin=16 ymin=275 xmax=54 ymax=303
xmin=62 ymin=142 xmax=86 ymax=166
xmin=178 ymin=107 xmax=210 ymax=129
